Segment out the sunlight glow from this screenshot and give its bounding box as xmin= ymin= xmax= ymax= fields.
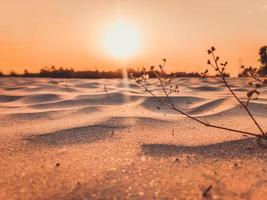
xmin=104 ymin=21 xmax=140 ymax=59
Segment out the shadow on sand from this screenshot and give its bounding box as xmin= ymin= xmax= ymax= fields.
xmin=24 ymin=118 xmax=129 ymax=146
xmin=141 ymin=138 xmax=267 ymax=159
xmin=24 ymin=125 xmax=121 ymax=146
xmin=23 ymin=116 xmax=171 ymax=147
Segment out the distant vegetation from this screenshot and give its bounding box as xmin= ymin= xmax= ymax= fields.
xmin=258 ymin=46 xmax=267 ymax=75
xmin=1 ymin=46 xmax=266 ymax=78
xmin=239 ymin=46 xmax=267 ymax=77
xmin=0 ymin=65 xmax=201 ymax=79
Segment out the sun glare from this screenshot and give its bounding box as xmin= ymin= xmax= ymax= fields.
xmin=104 ymin=21 xmax=140 ymax=60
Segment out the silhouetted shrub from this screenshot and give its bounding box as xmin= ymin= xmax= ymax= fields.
xmin=258 ymin=46 xmax=267 ymax=75
xmin=2 ymin=66 xmax=201 ymax=79
xmin=9 ymin=71 xmax=18 ymax=77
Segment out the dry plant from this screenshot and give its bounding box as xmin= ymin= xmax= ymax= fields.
xmin=131 ymin=47 xmax=267 ymax=147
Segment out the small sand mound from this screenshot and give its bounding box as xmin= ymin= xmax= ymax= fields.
xmin=75 ymin=82 xmax=100 ymax=88
xmin=188 ymin=98 xmax=234 ymax=116
xmin=24 ymin=124 xmax=117 ymax=146
xmin=188 ymin=86 xmax=224 ymax=92
xmin=141 ymin=96 xmax=205 ymax=113
xmin=30 ymin=93 xmax=141 ymax=109
xmin=134 ymin=117 xmax=170 ymax=126
xmin=209 ymin=101 xmax=267 ymax=117
xmin=1 ymin=106 xmax=100 ymax=124
xmin=75 ymin=92 xmax=141 ymax=103
xmin=2 ymin=86 xmax=28 ymax=91
xmin=0 ymin=95 xmax=22 ymax=103
xmin=24 ymin=85 xmax=78 ymax=93
xmin=20 ymin=94 xmax=61 ymax=104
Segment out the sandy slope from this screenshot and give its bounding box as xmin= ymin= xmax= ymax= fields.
xmin=0 ymin=77 xmax=266 ymax=200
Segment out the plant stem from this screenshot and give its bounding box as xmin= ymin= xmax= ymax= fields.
xmin=211 ymin=52 xmax=265 ymax=135
xmin=139 ymin=82 xmax=259 ymax=137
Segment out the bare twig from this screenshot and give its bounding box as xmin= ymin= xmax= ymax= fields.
xmin=132 ymin=69 xmax=259 ymax=137
xmin=209 ymin=49 xmax=265 ymax=135
xmin=131 ymin=48 xmax=267 ymax=146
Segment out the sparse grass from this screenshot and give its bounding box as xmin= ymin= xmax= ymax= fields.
xmin=131 ymin=47 xmax=267 ymax=147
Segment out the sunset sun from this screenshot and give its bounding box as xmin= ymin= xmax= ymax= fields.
xmin=104 ymin=21 xmax=140 ymax=59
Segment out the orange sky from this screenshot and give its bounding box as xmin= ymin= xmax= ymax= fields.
xmin=0 ymin=0 xmax=267 ymax=75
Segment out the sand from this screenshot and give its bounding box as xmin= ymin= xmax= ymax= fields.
xmin=0 ymin=77 xmax=266 ymax=200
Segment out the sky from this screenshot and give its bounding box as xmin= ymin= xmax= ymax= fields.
xmin=0 ymin=0 xmax=267 ymax=75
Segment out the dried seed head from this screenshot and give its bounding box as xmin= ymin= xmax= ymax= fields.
xmin=255 ymin=83 xmax=262 ymax=88
xmin=247 ymin=90 xmax=260 ymax=98
xmin=247 ymin=81 xmax=253 ymax=86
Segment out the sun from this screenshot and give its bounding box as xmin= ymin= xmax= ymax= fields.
xmin=104 ymin=21 xmax=140 ymax=60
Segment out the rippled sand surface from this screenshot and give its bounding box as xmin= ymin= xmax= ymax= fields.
xmin=0 ymin=77 xmax=266 ymax=200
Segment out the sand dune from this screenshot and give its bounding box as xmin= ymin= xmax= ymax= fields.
xmin=188 ymin=98 xmax=234 ymax=116
xmin=0 ymin=77 xmax=266 ymax=200
xmin=19 ymin=94 xmax=62 ymax=104
xmin=188 ymin=85 xmax=224 ymax=92
xmin=0 ymin=95 xmax=22 ymax=103
xmin=75 ymin=82 xmax=101 ymax=88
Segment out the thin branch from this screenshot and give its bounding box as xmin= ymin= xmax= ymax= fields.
xmin=132 ymin=48 xmax=267 ymax=141
xmin=138 ymin=79 xmax=259 ymax=137
xmin=211 ymin=51 xmax=265 ymax=135
xmin=245 ymin=96 xmax=252 ymax=107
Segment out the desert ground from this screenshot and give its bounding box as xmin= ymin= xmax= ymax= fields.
xmin=0 ymin=77 xmax=266 ymax=200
